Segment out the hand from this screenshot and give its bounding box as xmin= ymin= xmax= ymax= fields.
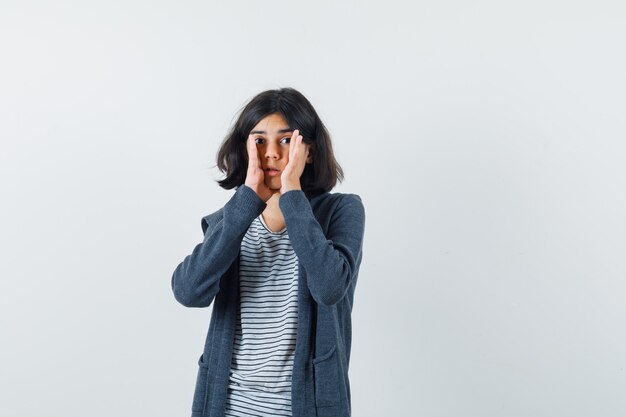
xmin=244 ymin=135 xmax=274 ymax=202
xmin=280 ymin=129 xmax=310 ymax=194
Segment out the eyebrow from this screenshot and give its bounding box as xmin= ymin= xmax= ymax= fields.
xmin=250 ymin=128 xmax=294 ymax=135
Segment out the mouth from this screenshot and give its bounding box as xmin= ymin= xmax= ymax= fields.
xmin=264 ymin=167 xmax=281 ymax=177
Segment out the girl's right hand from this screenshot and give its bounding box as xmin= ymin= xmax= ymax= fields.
xmin=244 ymin=135 xmax=273 ymax=202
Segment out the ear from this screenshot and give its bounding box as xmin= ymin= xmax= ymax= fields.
xmin=306 ymin=143 xmax=314 ymax=164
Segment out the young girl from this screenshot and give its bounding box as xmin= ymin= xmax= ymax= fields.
xmin=172 ymin=87 xmax=365 ymax=417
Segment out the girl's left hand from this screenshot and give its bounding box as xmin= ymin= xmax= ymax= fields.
xmin=280 ymin=129 xmax=309 ymax=194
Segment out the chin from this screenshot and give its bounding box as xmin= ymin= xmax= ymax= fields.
xmin=265 ymin=180 xmax=282 ymax=190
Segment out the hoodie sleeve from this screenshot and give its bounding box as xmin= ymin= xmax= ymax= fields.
xmin=171 ymin=185 xmax=267 ymax=308
xmin=279 ymin=190 xmax=365 ymax=306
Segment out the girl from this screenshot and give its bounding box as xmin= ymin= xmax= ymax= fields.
xmin=172 ymin=87 xmax=365 ymax=417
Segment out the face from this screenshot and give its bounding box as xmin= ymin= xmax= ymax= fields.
xmin=248 ymin=113 xmax=294 ymax=190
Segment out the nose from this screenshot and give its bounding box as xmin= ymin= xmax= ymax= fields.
xmin=264 ymin=141 xmax=280 ymax=160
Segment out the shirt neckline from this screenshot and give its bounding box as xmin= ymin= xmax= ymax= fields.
xmin=258 ymin=215 xmax=287 ymax=235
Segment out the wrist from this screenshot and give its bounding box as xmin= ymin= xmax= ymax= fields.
xmin=244 ymin=182 xmax=272 ymax=202
xmin=280 ymin=181 xmax=301 ymax=194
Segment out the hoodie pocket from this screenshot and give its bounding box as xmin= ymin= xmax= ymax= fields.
xmin=192 ymin=353 xmax=210 ymax=413
xmin=312 ymin=345 xmax=340 ymax=407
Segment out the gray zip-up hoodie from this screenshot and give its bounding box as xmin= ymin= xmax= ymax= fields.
xmin=172 ymin=184 xmax=365 ymax=417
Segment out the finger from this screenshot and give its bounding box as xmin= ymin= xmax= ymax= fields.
xmin=293 ymin=131 xmax=306 ymax=162
xmin=289 ymin=129 xmax=299 ymax=161
xmin=247 ymin=135 xmax=262 ymax=169
xmin=245 ymin=136 xmax=254 ymax=168
xmin=246 ymin=134 xmax=254 ymax=155
xmin=295 ymin=133 xmax=305 ymax=163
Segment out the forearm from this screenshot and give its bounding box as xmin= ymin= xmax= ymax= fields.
xmin=279 ymin=190 xmax=365 ymax=306
xmin=172 ymin=185 xmax=266 ymax=307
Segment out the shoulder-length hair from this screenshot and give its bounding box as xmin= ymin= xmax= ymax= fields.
xmin=216 ymin=87 xmax=343 ymax=196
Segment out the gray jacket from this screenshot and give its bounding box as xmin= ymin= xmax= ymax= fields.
xmin=172 ymin=185 xmax=365 ymax=417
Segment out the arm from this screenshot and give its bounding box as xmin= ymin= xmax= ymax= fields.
xmin=171 ymin=185 xmax=266 ymax=308
xmin=279 ymin=190 xmax=365 ymax=306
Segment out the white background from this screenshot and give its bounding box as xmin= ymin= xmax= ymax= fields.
xmin=1 ymin=1 xmax=625 ymax=416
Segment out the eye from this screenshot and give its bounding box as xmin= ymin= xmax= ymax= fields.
xmin=254 ymin=137 xmax=264 ymax=145
xmin=280 ymin=137 xmax=291 ymax=144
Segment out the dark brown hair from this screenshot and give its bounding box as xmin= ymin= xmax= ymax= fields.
xmin=216 ymin=87 xmax=343 ymax=196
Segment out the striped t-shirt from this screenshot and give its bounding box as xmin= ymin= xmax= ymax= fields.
xmin=224 ymin=215 xmax=299 ymax=417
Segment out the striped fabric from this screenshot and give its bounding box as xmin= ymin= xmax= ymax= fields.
xmin=224 ymin=215 xmax=299 ymax=417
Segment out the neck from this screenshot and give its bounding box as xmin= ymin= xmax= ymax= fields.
xmin=260 ymin=191 xmax=286 ymax=232
xmin=263 ymin=190 xmax=283 ymax=219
